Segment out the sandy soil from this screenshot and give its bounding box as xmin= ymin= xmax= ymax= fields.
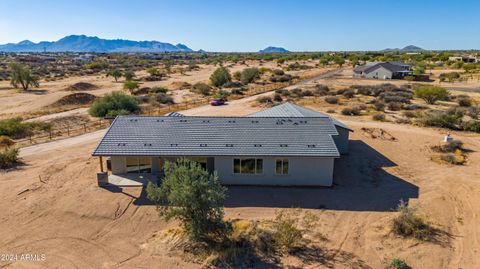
xmin=1 ymin=93 xmax=479 ymax=268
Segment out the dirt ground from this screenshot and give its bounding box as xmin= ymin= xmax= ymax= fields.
xmin=1 ymin=92 xmax=480 ymax=268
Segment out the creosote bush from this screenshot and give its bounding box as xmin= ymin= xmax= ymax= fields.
xmin=390 ymin=257 xmax=409 ymax=269
xmin=88 ymin=91 xmax=138 ymax=118
xmin=271 ymin=209 xmax=319 ymax=253
xmin=341 ymin=106 xmax=361 ymax=116
xmin=392 ymin=200 xmax=432 ymax=240
xmin=191 ymin=82 xmax=212 ymax=96
xmin=324 ymin=96 xmax=339 ymax=104
xmin=372 ymin=113 xmax=386 ymax=121
xmin=414 ymin=86 xmax=449 ymax=104
xmin=0 ymin=147 xmax=19 ymax=169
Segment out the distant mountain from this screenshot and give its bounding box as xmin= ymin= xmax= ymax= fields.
xmin=382 ymin=45 xmax=424 ymax=52
xmin=258 ymin=46 xmax=289 ymax=53
xmin=0 ymin=35 xmax=194 ymax=52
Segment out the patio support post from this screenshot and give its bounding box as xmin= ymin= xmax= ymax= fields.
xmin=99 ymin=156 xmax=104 ymax=172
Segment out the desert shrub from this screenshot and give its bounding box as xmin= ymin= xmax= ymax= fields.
xmin=273 ymin=93 xmax=283 ymax=102
xmin=463 ymin=120 xmax=480 ymax=132
xmin=404 ymin=104 xmax=427 ymax=110
xmin=149 ymin=86 xmax=168 ymax=94
xmin=403 ymin=111 xmax=417 ymax=118
xmin=324 ymin=96 xmax=339 ymax=104
xmin=419 ymin=108 xmax=464 ymax=130
xmin=440 ymin=153 xmax=464 ymax=165
xmin=135 ymin=95 xmax=150 ymax=103
xmin=432 ymin=140 xmax=463 ymax=153
xmin=257 ymin=96 xmax=273 ymax=104
xmin=456 ymin=95 xmax=472 ymax=107
xmin=192 ymin=82 xmax=212 ymax=96
xmin=414 ymin=86 xmax=449 ymax=104
xmin=272 ymin=69 xmax=284 ymax=75
xmin=314 ymin=84 xmax=330 ymax=95
xmin=210 ymin=67 xmax=231 ymax=87
xmin=0 ymin=147 xmax=20 ymax=169
xmin=290 ymin=88 xmax=303 ymax=97
xmin=396 ymin=118 xmax=411 ymax=124
xmin=275 ymin=89 xmax=290 ymax=96
xmin=0 ymin=136 xmax=14 ymax=148
xmin=0 ymin=118 xmax=51 ymax=139
xmin=272 ymin=209 xmax=319 ymax=253
xmin=372 ymin=113 xmax=386 ymax=121
xmin=387 ymin=102 xmax=403 ymax=111
xmin=392 ymin=201 xmax=432 ymax=240
xmin=88 ymin=91 xmax=138 ymax=118
xmin=123 ymin=80 xmax=139 ymax=94
xmin=146 ymin=159 xmax=231 ymax=242
xmin=240 ymin=68 xmax=260 ymax=84
xmin=341 ymin=106 xmax=361 ymax=116
xmin=374 ymin=101 xmax=386 ymax=111
xmin=223 ymin=81 xmax=243 ymax=88
xmin=326 ymin=109 xmax=336 ymax=113
xmin=270 ymin=74 xmax=293 ymax=82
xmin=466 ymin=106 xmax=480 ymax=119
xmin=302 ymin=89 xmax=314 ymax=96
xmin=232 ymin=70 xmax=242 ymax=81
xmin=390 ymin=258 xmax=409 ymax=269
xmin=342 ymin=89 xmax=355 ymax=98
xmin=155 ymin=93 xmax=174 ymax=104
xmin=214 ymin=90 xmax=230 ymax=100
xmin=230 ymin=88 xmax=245 ymax=95
xmin=355 ymin=87 xmax=373 ymax=96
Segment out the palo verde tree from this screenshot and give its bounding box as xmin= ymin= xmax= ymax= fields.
xmin=240 ymin=67 xmax=260 ymax=84
xmin=8 ymin=63 xmax=39 ymax=91
xmin=414 ymin=86 xmax=449 ymax=104
xmin=146 ymin=158 xmax=231 ymax=242
xmin=124 ymin=70 xmax=135 ymax=81
xmin=123 ymin=80 xmax=139 ymax=94
xmin=106 ymin=69 xmax=123 ymax=82
xmin=209 ymin=67 xmax=231 ymax=87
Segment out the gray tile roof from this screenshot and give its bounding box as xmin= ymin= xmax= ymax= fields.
xmin=248 ymin=102 xmax=352 ymax=131
xmin=93 ymin=116 xmax=340 ymax=157
xmin=354 ymin=61 xmax=410 ymax=74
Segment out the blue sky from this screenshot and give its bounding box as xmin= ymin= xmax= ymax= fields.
xmin=1 ymin=0 xmax=479 ymax=51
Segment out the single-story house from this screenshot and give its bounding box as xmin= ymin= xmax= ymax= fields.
xmin=353 ymin=61 xmax=412 ymax=80
xmin=92 ymin=103 xmax=352 ymax=187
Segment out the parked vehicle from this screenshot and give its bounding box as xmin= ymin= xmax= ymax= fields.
xmin=209 ymin=98 xmax=225 ymax=106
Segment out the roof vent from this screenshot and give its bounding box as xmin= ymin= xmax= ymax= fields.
xmin=144 ymin=143 xmax=152 ymax=147
xmin=202 ymin=120 xmax=210 ymax=123
xmin=156 ymin=119 xmax=164 ymax=122
xmin=179 ymin=119 xmax=187 ymax=123
xmin=254 ymin=144 xmax=262 ymax=147
xmin=117 ymin=143 xmax=126 ymax=146
xmin=307 ymin=144 xmax=316 ymax=148
xmin=280 ymin=144 xmax=288 ymax=147
xmin=226 ymin=144 xmax=234 ymax=147
xmin=200 ymin=144 xmax=207 ymax=147
xmin=228 ymin=120 xmax=236 ymax=123
xmin=251 ymin=120 xmax=259 ymax=124
xmin=170 ymin=143 xmax=178 ymax=147
xmin=129 ymin=119 xmax=138 ymax=122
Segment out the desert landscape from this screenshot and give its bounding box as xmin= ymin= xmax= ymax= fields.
xmin=1 ymin=1 xmax=480 ymax=267
xmin=0 ymin=48 xmax=480 ymax=269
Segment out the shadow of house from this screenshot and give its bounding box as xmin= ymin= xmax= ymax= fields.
xmin=225 ymin=140 xmax=418 ymax=211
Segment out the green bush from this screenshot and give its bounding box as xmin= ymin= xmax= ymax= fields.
xmin=210 ymin=67 xmax=231 ymax=87
xmin=414 ymin=86 xmax=449 ymax=104
xmin=273 ymin=69 xmax=285 ymax=76
xmin=272 ymin=209 xmax=319 ymax=253
xmin=463 ymin=120 xmax=480 ymax=132
xmin=0 ymin=136 xmax=14 ymax=148
xmin=432 ymin=140 xmax=463 ymax=153
xmin=240 ymin=68 xmax=260 ymax=84
xmin=88 ymin=91 xmax=139 ymax=118
xmin=392 ymin=200 xmax=432 ymax=240
xmin=0 ymin=147 xmax=19 ymax=169
xmin=123 ymin=81 xmax=140 ymax=94
xmin=257 ymin=96 xmax=273 ymax=104
xmin=146 ymin=158 xmax=231 ymax=242
xmin=419 ymin=108 xmax=464 ymax=130
xmin=192 ymin=82 xmax=212 ymax=96
xmin=0 ymin=118 xmax=52 ymax=139
xmin=390 ymin=257 xmax=409 ymax=269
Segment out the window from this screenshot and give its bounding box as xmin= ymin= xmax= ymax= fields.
xmin=275 ymin=159 xmax=289 ymax=175
xmin=126 ymin=156 xmax=152 ymax=173
xmin=233 ymin=158 xmax=263 ymax=174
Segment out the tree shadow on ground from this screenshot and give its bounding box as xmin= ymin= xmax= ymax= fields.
xmin=225 ymin=140 xmax=419 ymax=211
xmin=21 ymin=89 xmax=48 ymax=95
xmin=291 ymin=245 xmax=373 ymax=269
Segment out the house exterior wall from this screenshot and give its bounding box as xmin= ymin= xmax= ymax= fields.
xmin=214 ymin=156 xmax=335 ymax=186
xmin=333 ymin=127 xmax=349 ymax=154
xmin=365 ymin=66 xmax=392 ymax=79
xmin=108 ymin=155 xmax=336 ymax=186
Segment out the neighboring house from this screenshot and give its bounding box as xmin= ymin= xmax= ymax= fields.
xmin=353 ymin=61 xmax=412 ymax=79
xmin=92 ymin=103 xmax=352 ymax=187
xmin=448 ymin=55 xmax=480 ymax=63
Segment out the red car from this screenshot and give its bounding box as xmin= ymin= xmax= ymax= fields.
xmin=209 ymin=98 xmax=225 ymax=106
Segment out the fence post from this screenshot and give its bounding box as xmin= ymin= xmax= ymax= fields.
xmin=84 ymin=123 xmax=87 ymax=133
xmin=29 ymin=135 xmax=32 ymax=144
xmin=49 ymin=130 xmax=52 ymax=140
xmin=67 ymin=126 xmax=70 ymax=136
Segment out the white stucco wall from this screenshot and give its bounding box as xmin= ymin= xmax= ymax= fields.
xmin=214 ymin=156 xmax=335 ymax=186
xmin=111 ymin=156 xmax=126 ymax=174
xmin=365 ymin=66 xmax=393 ymax=79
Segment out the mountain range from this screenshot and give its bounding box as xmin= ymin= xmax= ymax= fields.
xmin=382 ymin=45 xmax=424 ymax=52
xmin=0 ymin=35 xmax=194 ymax=52
xmin=258 ymin=46 xmax=290 ymax=53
